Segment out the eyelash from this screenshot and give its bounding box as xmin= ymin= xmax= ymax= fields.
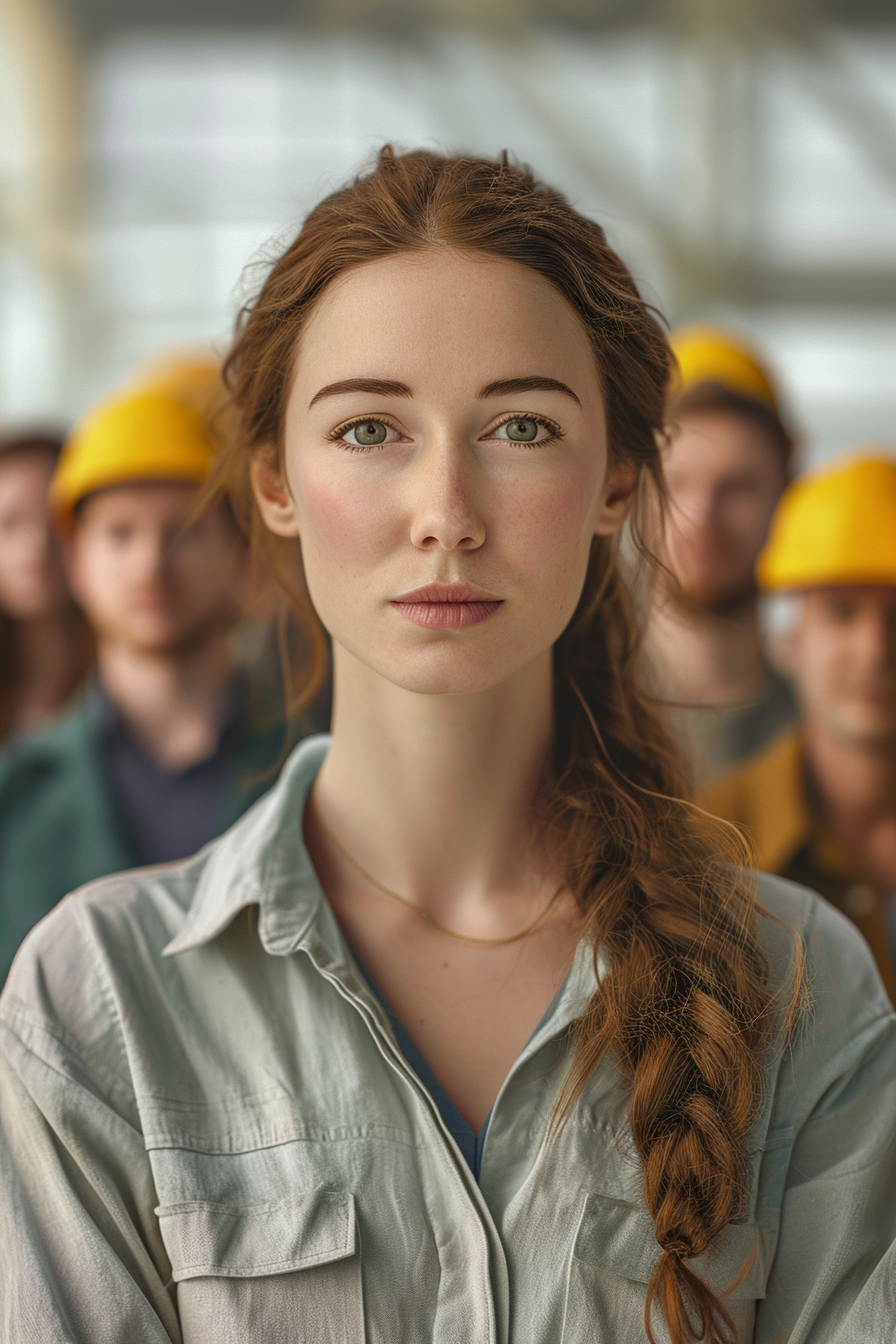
xmin=491 ymin=412 xmax=565 ymax=446
xmin=327 ymin=415 xmax=405 ymax=453
xmin=327 ymin=412 xmax=565 ymax=451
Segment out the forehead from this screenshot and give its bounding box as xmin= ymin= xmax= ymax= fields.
xmin=76 ymin=480 xmax=200 ymax=526
xmin=0 ymin=450 xmax=56 ymax=495
xmin=293 ymin=249 xmax=599 ymax=399
xmin=807 ymin=585 xmax=896 ymax=610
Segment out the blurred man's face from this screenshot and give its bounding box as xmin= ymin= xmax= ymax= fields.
xmin=786 ymin=587 xmax=896 ymax=749
xmin=660 ymin=410 xmax=787 ymax=614
xmin=68 ymin=482 xmax=247 ymax=656
xmin=0 ymin=450 xmax=70 ymax=621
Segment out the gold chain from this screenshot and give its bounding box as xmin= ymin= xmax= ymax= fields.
xmin=319 ymin=818 xmax=564 ymax=947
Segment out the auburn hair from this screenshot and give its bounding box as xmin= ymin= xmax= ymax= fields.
xmin=215 ymin=147 xmax=787 ymax=1344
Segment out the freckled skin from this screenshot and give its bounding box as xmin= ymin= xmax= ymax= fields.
xmin=260 ymin=249 xmax=630 ymax=698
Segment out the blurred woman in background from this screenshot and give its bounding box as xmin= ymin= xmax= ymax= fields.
xmin=0 ymin=432 xmax=91 ymax=740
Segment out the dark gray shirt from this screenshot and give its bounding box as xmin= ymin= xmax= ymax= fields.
xmin=97 ymin=680 xmax=243 ymax=866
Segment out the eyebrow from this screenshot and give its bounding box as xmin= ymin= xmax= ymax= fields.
xmin=309 ymin=379 xmax=412 ymax=408
xmin=308 ymin=374 xmax=582 ymax=410
xmin=478 ymin=377 xmax=581 ymax=406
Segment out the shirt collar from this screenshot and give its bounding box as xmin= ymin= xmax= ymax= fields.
xmin=737 ymin=727 xmax=810 ymax=873
xmin=165 ymin=731 xmax=606 ymax=1029
xmin=164 ymin=733 xmax=331 ymax=958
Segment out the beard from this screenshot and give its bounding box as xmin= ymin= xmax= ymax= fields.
xmin=663 ymin=570 xmax=758 ymax=619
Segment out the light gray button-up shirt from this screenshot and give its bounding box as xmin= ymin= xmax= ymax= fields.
xmin=2 ymin=735 xmax=895 ymax=1343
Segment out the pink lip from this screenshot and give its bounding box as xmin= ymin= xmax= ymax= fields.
xmin=391 ymin=581 xmax=504 ymax=629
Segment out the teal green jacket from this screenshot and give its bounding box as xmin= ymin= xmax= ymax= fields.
xmin=0 ymin=687 xmax=298 ymax=980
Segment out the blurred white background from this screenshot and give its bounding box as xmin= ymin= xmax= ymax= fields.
xmin=3 ymin=0 xmax=896 ymax=466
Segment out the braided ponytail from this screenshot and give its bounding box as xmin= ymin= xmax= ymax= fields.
xmin=551 ymin=539 xmax=775 ymax=1344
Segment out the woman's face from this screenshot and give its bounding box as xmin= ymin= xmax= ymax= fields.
xmin=253 ymin=249 xmax=635 ymax=696
xmin=0 ymin=450 xmax=70 ymax=621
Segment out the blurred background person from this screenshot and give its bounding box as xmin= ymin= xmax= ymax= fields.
xmin=0 ymin=359 xmax=307 ymax=982
xmin=702 ymin=454 xmax=896 ymax=998
xmin=0 ymin=432 xmax=91 ymax=741
xmin=644 ymin=325 xmax=797 ymax=786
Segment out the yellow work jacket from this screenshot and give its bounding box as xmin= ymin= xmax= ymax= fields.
xmin=700 ymin=727 xmax=896 ymax=1001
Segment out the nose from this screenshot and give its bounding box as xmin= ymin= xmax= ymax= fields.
xmin=132 ymin=528 xmax=170 ymax=583
xmin=408 ymin=441 xmax=486 ymax=553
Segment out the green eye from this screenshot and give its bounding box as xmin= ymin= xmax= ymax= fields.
xmin=498 ymin=418 xmax=539 ymax=442
xmin=347 ymin=420 xmax=388 ymax=446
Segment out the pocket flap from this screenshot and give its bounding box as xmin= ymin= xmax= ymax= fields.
xmin=573 ymin=1193 xmax=770 ymax=1301
xmin=156 ymin=1188 xmax=356 ymax=1282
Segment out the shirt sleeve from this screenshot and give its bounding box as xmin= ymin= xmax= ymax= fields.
xmin=0 ymin=998 xmax=182 ymax=1342
xmin=755 ymin=892 xmax=896 ymax=1343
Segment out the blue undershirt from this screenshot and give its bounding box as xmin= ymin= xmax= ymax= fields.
xmin=357 ymin=958 xmax=491 ymax=1180
xmin=356 ymin=958 xmax=570 ymax=1183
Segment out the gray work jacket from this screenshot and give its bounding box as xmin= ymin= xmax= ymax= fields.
xmin=1 ymin=734 xmax=895 ymax=1343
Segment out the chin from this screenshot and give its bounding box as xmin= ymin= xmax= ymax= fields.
xmin=672 ymin=574 xmax=755 ymax=615
xmin=122 ymin=625 xmax=194 ymax=655
xmin=4 ymin=590 xmax=58 ymax=621
xmin=369 ymin=641 xmax=540 ymax=698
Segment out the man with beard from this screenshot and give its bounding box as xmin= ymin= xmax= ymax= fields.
xmin=703 ymin=453 xmax=896 ymax=996
xmin=0 ymin=361 xmax=303 ymax=982
xmin=645 ymin=325 xmax=797 ymax=785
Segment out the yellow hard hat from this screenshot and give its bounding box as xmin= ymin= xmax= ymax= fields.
xmin=669 ymin=324 xmax=780 ymax=413
xmin=123 ymin=352 xmax=228 ymax=417
xmin=757 ymin=452 xmax=896 ymax=590
xmin=50 ymin=358 xmax=224 ymax=531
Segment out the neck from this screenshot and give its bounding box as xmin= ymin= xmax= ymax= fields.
xmin=646 ymin=590 xmax=767 ymax=706
xmin=311 ymin=646 xmax=556 ymax=918
xmin=7 ymin=607 xmax=88 ymax=731
xmin=96 ymin=629 xmax=236 ymax=772
xmin=804 ymin=718 xmax=896 ymax=828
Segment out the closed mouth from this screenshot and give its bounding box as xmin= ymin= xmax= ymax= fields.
xmin=390 ymin=581 xmax=503 ymax=629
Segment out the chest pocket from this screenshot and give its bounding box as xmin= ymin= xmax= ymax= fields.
xmin=561 ymin=1192 xmax=773 ymax=1344
xmin=156 ymin=1188 xmax=364 ymax=1344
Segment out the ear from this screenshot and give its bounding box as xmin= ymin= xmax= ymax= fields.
xmin=250 ymin=444 xmax=301 ymax=538
xmin=593 ymin=457 xmax=639 ymax=538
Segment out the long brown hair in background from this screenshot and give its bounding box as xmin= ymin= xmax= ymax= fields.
xmin=211 ymin=148 xmax=801 ymax=1344
xmin=0 ymin=433 xmax=92 ymax=741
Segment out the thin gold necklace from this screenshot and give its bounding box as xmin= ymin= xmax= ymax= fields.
xmin=319 ymin=818 xmax=564 ymax=947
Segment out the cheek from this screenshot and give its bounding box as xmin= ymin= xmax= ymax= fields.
xmin=80 ymin=553 xmax=112 ymax=610
xmin=294 ymin=468 xmax=399 ymax=568
xmin=800 ymin=630 xmax=849 ymax=695
xmin=500 ymin=471 xmax=597 ymax=567
xmin=174 ymin=543 xmax=236 ymax=594
xmin=74 ymin=541 xmax=123 ymax=612
xmin=734 ymin=499 xmax=777 ymax=546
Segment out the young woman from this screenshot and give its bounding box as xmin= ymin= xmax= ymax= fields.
xmin=1 ymin=149 xmax=894 ymax=1344
xmin=0 ymin=432 xmax=91 ymax=739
